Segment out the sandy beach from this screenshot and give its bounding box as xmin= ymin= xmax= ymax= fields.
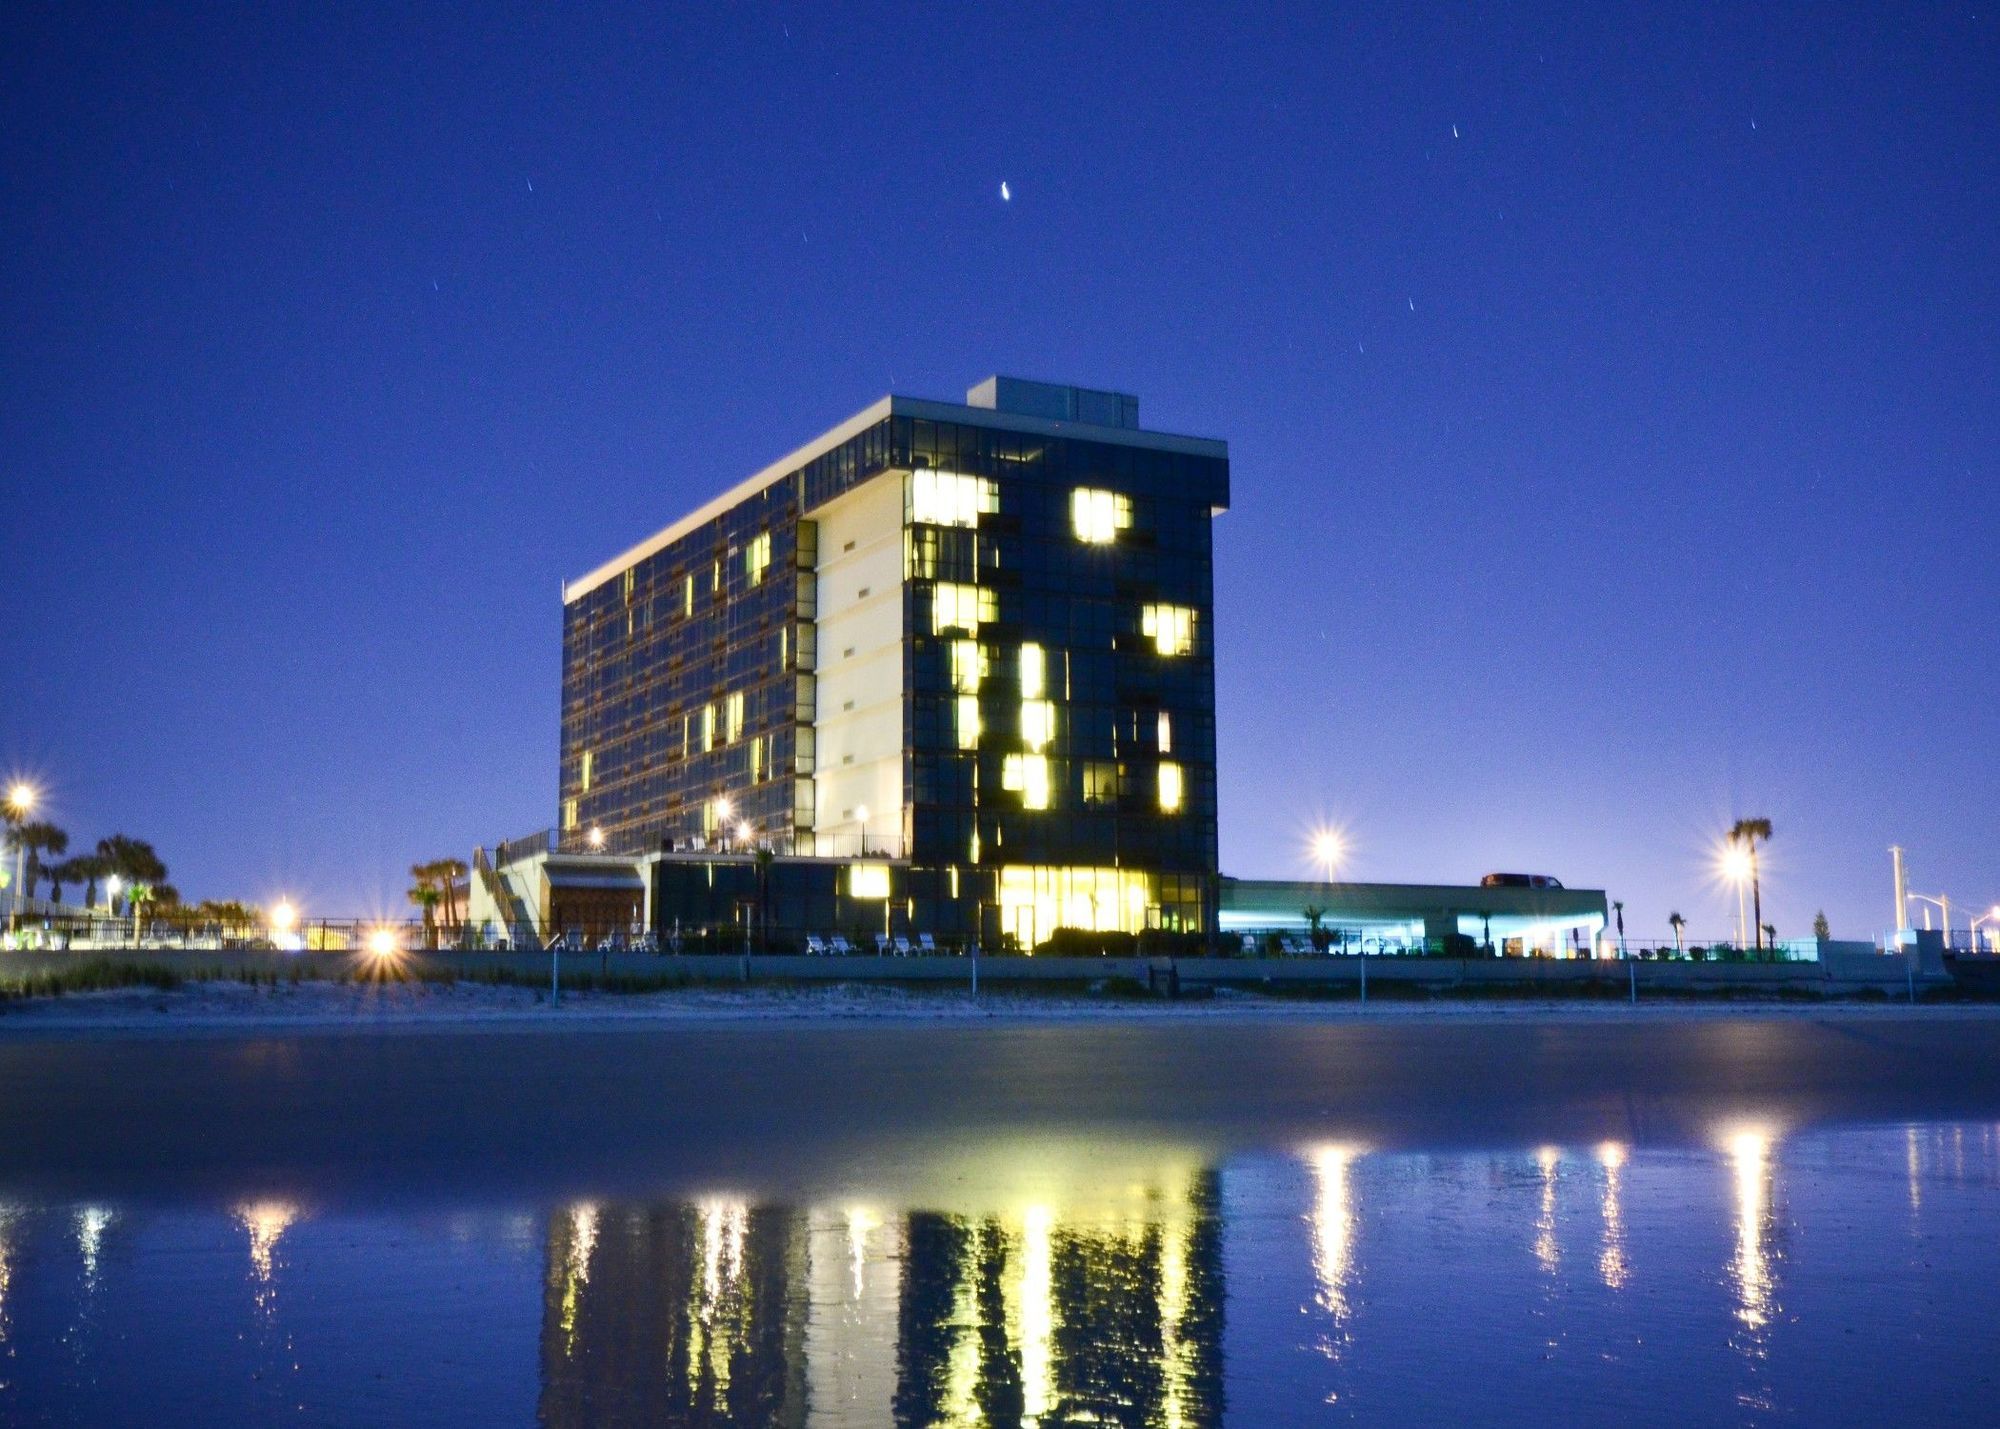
xmin=2 ymin=988 xmax=1997 ymax=1209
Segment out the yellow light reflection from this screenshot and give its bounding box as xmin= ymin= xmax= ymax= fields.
xmin=1729 ymin=1131 xmax=1773 ymax=1332
xmin=237 ymin=1200 xmax=300 ymax=1285
xmin=845 ymin=1206 xmax=880 ymax=1301
xmin=1533 ymin=1146 xmax=1560 ymax=1275
xmin=1597 ymin=1143 xmax=1628 ymax=1290
xmin=1020 ymin=1204 xmax=1054 ymax=1425
xmin=76 ymin=1205 xmax=114 ymax=1288
xmin=557 ymin=1201 xmax=598 ymax=1353
xmin=1308 ymin=1144 xmax=1359 ymax=1325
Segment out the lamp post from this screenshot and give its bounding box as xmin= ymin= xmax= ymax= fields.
xmin=1907 ymin=893 xmax=1952 ymax=947
xmin=271 ymin=900 xmax=298 ymax=950
xmin=855 ymin=804 xmax=869 ymax=858
xmin=5 ymin=783 xmax=35 ymax=934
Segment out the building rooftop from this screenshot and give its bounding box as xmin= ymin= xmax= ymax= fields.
xmin=563 ymin=377 xmax=1227 ymax=603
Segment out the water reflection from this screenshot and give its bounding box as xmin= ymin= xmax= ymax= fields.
xmin=1307 ymin=1145 xmax=1358 ymax=1334
xmin=1532 ymin=1146 xmax=1561 ymax=1276
xmin=74 ymin=1205 xmax=114 ymax=1289
xmin=1727 ymin=1131 xmax=1775 ymax=1335
xmin=1597 ymin=1142 xmax=1628 ymax=1291
xmin=537 ymin=1175 xmax=1223 ymax=1427
xmin=7 ymin=1127 xmax=2000 ymax=1424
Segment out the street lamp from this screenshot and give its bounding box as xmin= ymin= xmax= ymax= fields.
xmin=1971 ymin=906 xmax=2000 ymax=955
xmin=1719 ymin=843 xmax=1752 ymax=948
xmin=1311 ymin=829 xmax=1345 ymax=885
xmin=271 ymin=900 xmax=298 ymax=948
xmin=1907 ymin=892 xmax=1952 ymax=945
xmin=587 ymin=826 xmax=605 ymax=850
xmin=5 ymin=783 xmax=34 ymax=931
xmin=367 ymin=926 xmax=398 ymax=958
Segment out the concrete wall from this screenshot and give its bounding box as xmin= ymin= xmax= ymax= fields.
xmin=810 ymin=470 xmax=905 ymax=853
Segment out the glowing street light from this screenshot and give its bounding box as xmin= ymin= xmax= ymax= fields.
xmin=1311 ymin=829 xmax=1345 ymax=885
xmin=1719 ymin=842 xmax=1752 ymax=948
xmin=735 ymin=820 xmax=753 ymax=847
xmin=587 ymin=826 xmax=606 ymax=850
xmin=271 ymin=900 xmax=297 ymax=933
xmin=1972 ymin=906 xmax=2000 ymax=955
xmin=4 ymin=782 xmax=34 ymax=930
xmin=367 ymin=927 xmax=398 ymax=958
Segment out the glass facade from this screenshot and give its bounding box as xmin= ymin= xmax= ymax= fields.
xmin=562 ymin=392 xmax=1229 ymax=947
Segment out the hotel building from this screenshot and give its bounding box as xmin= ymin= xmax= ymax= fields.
xmin=553 ymin=377 xmax=1229 ymax=948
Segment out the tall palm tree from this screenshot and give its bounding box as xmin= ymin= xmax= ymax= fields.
xmin=97 ymin=834 xmax=167 ymax=888
xmin=1730 ymin=818 xmax=1773 ymax=952
xmin=16 ymin=821 xmax=69 ymax=900
xmin=1668 ymin=911 xmax=1686 ymax=955
xmin=73 ymin=854 xmax=109 ymax=908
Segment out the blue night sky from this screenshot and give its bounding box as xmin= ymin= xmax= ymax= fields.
xmin=3 ymin=3 xmax=1994 ymax=942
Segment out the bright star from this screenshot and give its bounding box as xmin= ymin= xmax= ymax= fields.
xmin=1000 ymin=180 xmax=1011 ymax=202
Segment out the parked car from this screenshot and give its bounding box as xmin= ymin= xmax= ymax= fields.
xmin=1479 ymin=873 xmax=1565 ymax=890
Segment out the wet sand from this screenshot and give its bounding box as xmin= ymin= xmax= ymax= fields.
xmin=2 ymin=1000 xmax=1997 ymax=1207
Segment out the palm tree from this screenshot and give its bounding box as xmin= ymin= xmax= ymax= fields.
xmin=73 ymin=854 xmax=109 ymax=908
xmin=97 ymin=834 xmax=168 ymax=891
xmin=753 ymin=846 xmax=776 ymax=953
xmin=434 ymin=858 xmax=468 ymax=932
xmin=16 ymin=821 xmax=69 ymax=901
xmin=408 ymin=881 xmax=442 ymax=948
xmin=1729 ymin=817 xmax=1773 ymax=952
xmin=1668 ymin=911 xmax=1686 ymax=956
xmin=1612 ymin=900 xmax=1626 ymax=957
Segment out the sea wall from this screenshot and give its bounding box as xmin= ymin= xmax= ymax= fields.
xmin=0 ymin=948 xmax=1947 ymax=998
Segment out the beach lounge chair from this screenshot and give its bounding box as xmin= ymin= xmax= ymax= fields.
xmin=806 ymin=934 xmax=828 ymax=956
xmin=892 ymin=935 xmax=913 ymax=956
xmin=830 ymin=935 xmax=855 ymax=956
xmin=918 ymin=932 xmax=938 ymax=954
xmin=874 ymin=933 xmax=891 ymax=955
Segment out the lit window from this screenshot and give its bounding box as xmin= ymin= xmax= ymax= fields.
xmin=621 ymin=568 xmax=635 ymax=603
xmin=702 ymin=703 xmax=716 ymax=753
xmin=1157 ymin=712 xmax=1172 ymax=754
xmin=1158 ymin=761 xmax=1184 ymax=812
xmin=750 ymin=737 xmax=763 ymax=783
xmin=848 ymin=863 xmax=892 ymax=899
xmin=932 ymin=582 xmax=993 ymax=635
xmin=956 ymin=695 xmax=982 ymax=750
xmin=684 ymin=575 xmax=694 ymax=618
xmin=562 ymin=799 xmax=579 ymax=830
xmin=711 ymin=560 xmax=721 ymax=593
xmin=1070 ymin=488 xmax=1131 ymax=544
xmin=1002 ymin=753 xmax=1052 ymax=810
xmin=580 ymin=749 xmax=593 ymax=791
xmin=1019 ymin=642 xmax=1045 ymax=698
xmin=744 ymin=532 xmax=771 ymax=586
xmin=1141 ymin=603 xmax=1195 ymax=656
xmin=726 ymin=691 xmax=745 ymax=744
xmin=1083 ymin=761 xmax=1119 ymax=806
xmin=911 ymin=470 xmax=995 ymax=528
xmin=950 ymin=639 xmax=985 ymax=693
xmin=1021 ymin=698 xmax=1055 ymax=752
